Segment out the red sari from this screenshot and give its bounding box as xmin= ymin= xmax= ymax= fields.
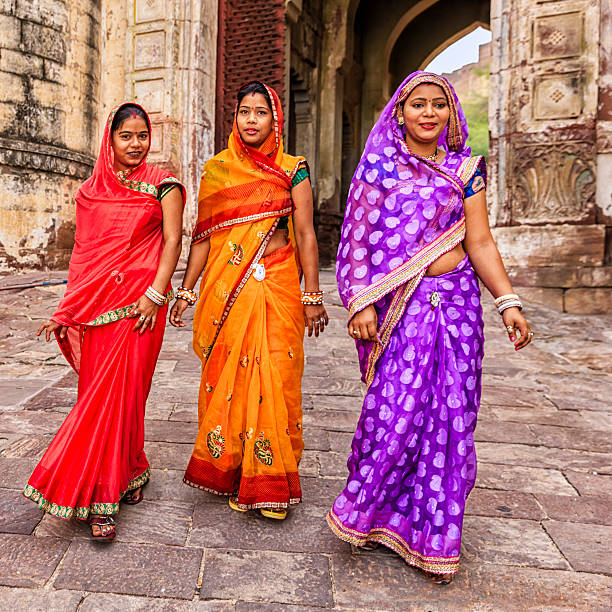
xmin=22 ymin=103 xmax=185 ymax=519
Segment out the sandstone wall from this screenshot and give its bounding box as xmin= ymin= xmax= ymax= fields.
xmin=0 ymin=0 xmax=101 ymax=271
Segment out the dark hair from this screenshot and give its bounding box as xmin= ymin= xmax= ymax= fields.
xmin=111 ymin=104 xmax=150 ymax=134
xmin=236 ymin=82 xmax=272 ymax=111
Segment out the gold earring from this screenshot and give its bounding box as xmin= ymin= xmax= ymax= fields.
xmin=397 ymin=115 xmax=404 ymax=125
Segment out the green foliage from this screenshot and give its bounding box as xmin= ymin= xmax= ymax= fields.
xmin=463 ymin=93 xmax=489 ymax=159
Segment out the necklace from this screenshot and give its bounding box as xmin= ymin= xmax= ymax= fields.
xmin=425 ymin=149 xmax=438 ymax=162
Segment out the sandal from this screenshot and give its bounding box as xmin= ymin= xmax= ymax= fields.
xmin=425 ymin=571 xmax=453 ymax=585
xmin=228 ymin=496 xmax=248 ymax=513
xmin=362 ymin=541 xmax=380 ymax=550
xmin=260 ymin=508 xmax=287 ymax=520
xmin=88 ymin=515 xmax=116 ymax=540
xmin=123 ymin=487 xmax=143 ymax=505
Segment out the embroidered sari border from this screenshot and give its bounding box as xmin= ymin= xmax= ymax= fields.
xmin=348 ymin=217 xmax=466 ymax=317
xmin=23 ymin=468 xmax=150 ymax=520
xmin=86 ymin=289 xmax=173 ymax=327
xmin=327 ymin=509 xmax=459 ymax=574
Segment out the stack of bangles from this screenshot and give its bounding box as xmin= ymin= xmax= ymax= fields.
xmin=301 ymin=291 xmax=324 ymax=306
xmin=145 ymin=286 xmax=168 ymax=306
xmin=494 ymin=293 xmax=523 ymax=315
xmin=176 ymin=287 xmax=198 ymax=306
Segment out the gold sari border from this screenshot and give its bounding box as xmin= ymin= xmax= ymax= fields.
xmin=86 ymin=289 xmax=174 ymax=327
xmin=327 ymin=509 xmax=459 ymax=575
xmin=22 ymin=468 xmax=150 ymax=520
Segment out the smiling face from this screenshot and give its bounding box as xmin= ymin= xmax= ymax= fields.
xmin=111 ymin=115 xmax=150 ymax=172
xmin=401 ymin=83 xmax=450 ymax=151
xmin=236 ymin=92 xmax=273 ymax=148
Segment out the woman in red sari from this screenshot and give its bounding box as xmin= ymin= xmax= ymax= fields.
xmin=23 ymin=103 xmax=185 ymax=539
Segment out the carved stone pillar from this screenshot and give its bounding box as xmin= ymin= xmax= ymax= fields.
xmin=489 ymin=0 xmax=609 ymax=312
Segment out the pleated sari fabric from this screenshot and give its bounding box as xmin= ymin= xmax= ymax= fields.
xmin=23 ymin=103 xmax=184 ymax=519
xmin=328 ymin=72 xmax=486 ymax=575
xmin=184 ymin=82 xmax=308 ymax=509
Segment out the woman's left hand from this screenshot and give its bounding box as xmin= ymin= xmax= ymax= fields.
xmin=502 ymin=307 xmax=533 ymax=351
xmin=304 ymin=304 xmax=329 ymax=338
xmin=128 ymin=295 xmax=161 ymax=334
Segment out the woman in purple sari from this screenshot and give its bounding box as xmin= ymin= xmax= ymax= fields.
xmin=327 ymin=72 xmax=533 ymax=584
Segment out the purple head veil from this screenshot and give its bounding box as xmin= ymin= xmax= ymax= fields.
xmin=336 ymin=71 xmax=482 ymax=378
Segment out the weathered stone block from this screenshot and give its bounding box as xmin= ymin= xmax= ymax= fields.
xmin=564 ymin=288 xmax=612 ymax=314
xmin=0 ymin=487 xmax=43 ymax=534
xmin=21 ymin=21 xmax=66 ymax=63
xmin=30 ymin=77 xmax=63 ymax=108
xmin=476 ymin=463 xmax=576 ymax=496
xmin=54 ymin=540 xmax=202 ymax=598
xmin=466 ymin=488 xmax=544 ymax=520
xmin=201 ymin=549 xmax=334 ymax=606
xmin=15 ymin=0 xmax=68 ymax=32
xmin=0 ymin=14 xmax=20 ymax=48
xmin=544 ymin=521 xmax=612 ymax=575
xmin=0 ymin=533 xmax=68 ymax=587
xmin=0 ymin=71 xmax=24 ymax=103
xmin=0 ymin=48 xmax=42 ymax=77
xmin=564 ymin=471 xmax=612 ymax=498
xmin=133 ymin=30 xmax=166 ymax=70
xmin=134 ymin=78 xmax=165 ymax=114
xmin=0 ymin=587 xmax=82 ymax=611
xmin=42 ymin=57 xmax=63 ymax=83
xmin=533 ymin=12 xmax=584 ymax=61
xmin=536 ymin=494 xmax=612 ymax=525
xmin=0 ymin=1 xmax=16 ymax=16
xmin=492 ymin=225 xmax=605 ymax=267
xmin=534 ymin=72 xmax=583 ymax=120
xmin=135 ymin=0 xmax=165 ymax=24
xmin=513 ymin=286 xmax=563 ymax=310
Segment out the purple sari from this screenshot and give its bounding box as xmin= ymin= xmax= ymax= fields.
xmin=328 ymin=72 xmax=486 ymax=575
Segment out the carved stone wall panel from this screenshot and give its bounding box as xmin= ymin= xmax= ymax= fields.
xmin=133 ymin=78 xmax=165 ymax=114
xmin=135 ymin=0 xmax=165 ymax=23
xmin=533 ymin=11 xmax=583 ymax=61
xmin=511 ymin=141 xmax=596 ymax=224
xmin=148 ymin=122 xmax=164 ymax=156
xmin=133 ymin=30 xmax=166 ymax=71
xmin=533 ymin=72 xmax=583 ymax=120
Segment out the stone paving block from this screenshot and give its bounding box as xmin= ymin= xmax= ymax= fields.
xmin=144 ymin=419 xmax=198 ymax=443
xmin=144 ymin=441 xmax=194 ymax=470
xmin=190 ymin=501 xmax=345 ymax=554
xmin=473 ymin=420 xmax=537 ymax=444
xmin=326 ymin=431 xmax=354 ymax=455
xmin=0 ymin=487 xmax=43 ymax=534
xmin=298 ymin=450 xmax=319 ymax=477
xmin=476 ymin=462 xmax=577 ymax=495
xmin=33 ymin=513 xmax=81 ymax=540
xmin=546 ymin=392 xmax=610 ymax=412
xmin=146 ymin=468 xmax=207 ymax=504
xmin=307 ymin=394 xmax=362 ymax=412
xmin=462 ymin=516 xmax=569 ymax=569
xmin=0 ymin=587 xmax=82 ymax=611
xmin=52 ymin=370 xmax=78 ymax=388
xmin=23 ymin=386 xmax=77 ymax=411
xmin=564 ymin=470 xmax=612 ymax=497
xmin=300 ymin=476 xmax=345 ymax=507
xmin=466 ymin=487 xmax=544 ymax=520
xmin=0 ymin=433 xmax=51 ymax=458
xmin=80 ymin=592 xmax=235 ymax=611
xmin=536 ymin=494 xmax=612 ymax=525
xmin=544 ymin=521 xmax=612 ymax=575
xmin=54 ymin=540 xmax=202 ymax=599
xmin=476 ymin=442 xmax=612 ymax=474
xmin=301 ymin=376 xmax=362 ymax=396
xmin=0 ymin=534 xmax=68 ymax=587
xmin=303 ymin=427 xmax=330 ymax=451
xmin=0 ymin=379 xmax=51 ymax=408
xmin=236 ymin=603 xmax=327 ymax=611
xmin=144 ymin=401 xmax=175 ymax=421
xmin=170 ymin=406 xmax=198 ymax=422
xmin=0 ymin=410 xmax=64 ymax=435
xmin=532 ymin=424 xmax=612 ymax=453
xmin=335 ymin=553 xmax=612 ymax=611
xmin=481 ymin=385 xmax=553 ymax=408
xmin=302 ymin=410 xmax=360 ymax=432
xmin=201 ymin=549 xmax=333 ymax=607
xmin=491 ymin=404 xmax=592 ymax=428
xmin=318 ymin=451 xmax=349 ymax=478
xmin=0 ymin=457 xmax=36 ymax=488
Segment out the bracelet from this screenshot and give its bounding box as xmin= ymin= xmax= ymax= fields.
xmin=497 ymin=300 xmax=523 ymax=315
xmin=301 ymin=292 xmax=324 ymax=306
xmin=145 ymin=286 xmax=167 ymax=306
xmin=494 ymin=293 xmax=520 ymax=307
xmin=176 ymin=286 xmax=198 ymax=306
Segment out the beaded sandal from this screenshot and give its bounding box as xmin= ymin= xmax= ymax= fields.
xmin=123 ymin=487 xmax=143 ymax=505
xmin=260 ymin=508 xmax=287 ymax=520
xmin=426 ymin=571 xmax=453 ymax=585
xmin=228 ymin=496 xmax=248 ymax=513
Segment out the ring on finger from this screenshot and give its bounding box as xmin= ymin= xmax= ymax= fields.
xmin=139 ymin=315 xmax=145 ymax=321
xmin=506 ymin=325 xmax=514 ymax=333
xmin=528 ymin=331 xmax=534 ymax=337
xmin=352 ymin=330 xmax=360 ymax=337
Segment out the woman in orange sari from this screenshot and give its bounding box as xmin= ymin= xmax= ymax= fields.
xmin=170 ymin=81 xmax=326 ymax=519
xmin=24 ymin=103 xmax=185 ymax=539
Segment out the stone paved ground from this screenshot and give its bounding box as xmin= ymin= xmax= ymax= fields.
xmin=0 ymin=269 xmax=611 ymax=611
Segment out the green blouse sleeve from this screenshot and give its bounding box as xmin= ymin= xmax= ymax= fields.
xmin=291 ymin=167 xmax=309 ymax=188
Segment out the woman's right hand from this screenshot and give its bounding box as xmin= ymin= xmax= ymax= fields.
xmin=348 ymin=305 xmax=378 ymax=341
xmin=169 ymin=299 xmax=189 ymax=328
xmin=37 ymin=320 xmax=68 ymax=342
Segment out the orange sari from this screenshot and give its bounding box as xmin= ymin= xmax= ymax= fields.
xmin=184 ymin=82 xmax=307 ymax=509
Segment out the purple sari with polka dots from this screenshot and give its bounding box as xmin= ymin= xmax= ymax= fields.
xmin=327 ymin=72 xmax=486 ymax=576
